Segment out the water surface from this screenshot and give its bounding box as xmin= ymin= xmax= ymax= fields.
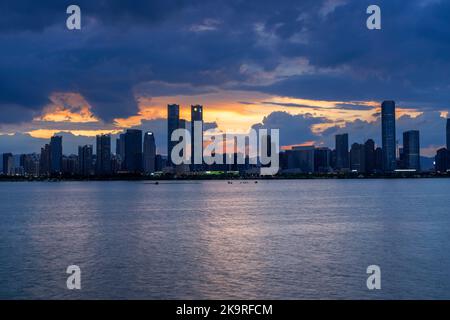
xmin=1 ymin=179 xmax=450 ymax=299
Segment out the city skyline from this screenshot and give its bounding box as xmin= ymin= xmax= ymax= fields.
xmin=2 ymin=100 xmax=450 ymax=176
xmin=1 ymin=1 xmax=450 ymax=158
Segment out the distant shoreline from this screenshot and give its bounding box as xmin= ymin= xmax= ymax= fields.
xmin=1 ymin=172 xmax=449 ymax=182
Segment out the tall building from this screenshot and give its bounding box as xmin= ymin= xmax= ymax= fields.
xmin=403 ymin=130 xmax=420 ymax=171
xmin=124 ymin=129 xmax=143 ymax=173
xmin=155 ymin=155 xmax=168 ymax=172
xmin=20 ymin=154 xmax=39 ymax=176
xmin=2 ymin=153 xmax=13 ymax=175
xmin=62 ymin=155 xmax=78 ymax=175
xmin=350 ymin=143 xmax=366 ymax=173
xmin=191 ymin=105 xmax=203 ymax=170
xmin=78 ymin=145 xmax=93 ymax=176
xmin=374 ymin=147 xmax=383 ymax=172
xmin=447 ymin=119 xmax=450 ymax=150
xmin=50 ymin=136 xmax=63 ymax=174
xmin=381 ymin=100 xmax=396 ymax=172
xmin=364 ymin=139 xmax=375 ymax=174
xmin=116 ymin=133 xmax=125 ymax=160
xmin=335 ymin=133 xmax=349 ymax=170
xmin=39 ymin=144 xmax=51 ymax=175
xmin=143 ymin=131 xmax=156 ymax=174
xmin=167 ymin=104 xmax=180 ymax=166
xmin=314 ymin=147 xmax=332 ymax=173
xmin=96 ymin=134 xmax=111 ymax=175
xmin=285 ymin=146 xmax=315 ymax=173
xmin=435 ymin=148 xmax=449 ymax=172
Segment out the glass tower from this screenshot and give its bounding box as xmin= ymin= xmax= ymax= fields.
xmin=381 ymin=100 xmax=396 ymax=172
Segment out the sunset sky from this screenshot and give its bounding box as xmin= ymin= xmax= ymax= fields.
xmin=1 ymin=0 xmax=450 ymax=156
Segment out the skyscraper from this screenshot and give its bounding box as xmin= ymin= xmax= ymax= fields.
xmin=374 ymin=147 xmax=383 ymax=172
xmin=167 ymin=104 xmax=180 ymax=166
xmin=191 ymin=104 xmax=203 ymax=170
xmin=96 ymin=134 xmax=111 ymax=175
xmin=335 ymin=133 xmax=349 ymax=170
xmin=116 ymin=134 xmax=125 ymax=159
xmin=350 ymin=143 xmax=365 ymax=173
xmin=435 ymin=148 xmax=449 ymax=172
xmin=287 ymin=146 xmax=315 ymax=173
xmin=50 ymin=136 xmax=62 ymax=174
xmin=381 ymin=100 xmax=396 ymax=172
xmin=403 ymin=130 xmax=420 ymax=171
xmin=124 ymin=129 xmax=143 ymax=173
xmin=78 ymin=145 xmax=93 ymax=176
xmin=446 ymin=118 xmax=450 ymax=150
xmin=143 ymin=131 xmax=156 ymax=174
xmin=314 ymin=147 xmax=332 ymax=173
xmin=364 ymin=139 xmax=375 ymax=174
xmin=39 ymin=144 xmax=51 ymax=175
xmin=2 ymin=153 xmax=13 ymax=175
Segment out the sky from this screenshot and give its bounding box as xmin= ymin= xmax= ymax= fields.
xmin=1 ymin=0 xmax=450 ymax=156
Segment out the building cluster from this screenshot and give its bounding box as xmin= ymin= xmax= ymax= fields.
xmin=1 ymin=101 xmax=450 ymax=177
xmin=278 ymin=101 xmax=435 ymax=174
xmin=1 ymin=130 xmax=158 ymax=177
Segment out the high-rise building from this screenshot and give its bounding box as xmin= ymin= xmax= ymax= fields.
xmin=50 ymin=136 xmax=63 ymax=174
xmin=96 ymin=134 xmax=111 ymax=175
xmin=286 ymin=146 xmax=315 ymax=173
xmin=124 ymin=129 xmax=143 ymax=173
xmin=167 ymin=104 xmax=180 ymax=166
xmin=155 ymin=155 xmax=168 ymax=172
xmin=435 ymin=148 xmax=449 ymax=172
xmin=403 ymin=130 xmax=420 ymax=171
xmin=62 ymin=155 xmax=78 ymax=175
xmin=143 ymin=131 xmax=156 ymax=174
xmin=374 ymin=147 xmax=383 ymax=172
xmin=381 ymin=100 xmax=396 ymax=172
xmin=335 ymin=133 xmax=349 ymax=170
xmin=314 ymin=147 xmax=332 ymax=173
xmin=446 ymin=119 xmax=450 ymax=150
xmin=39 ymin=144 xmax=51 ymax=175
xmin=20 ymin=154 xmax=39 ymax=176
xmin=350 ymin=143 xmax=366 ymax=173
xmin=191 ymin=105 xmax=203 ymax=170
xmin=116 ymin=134 xmax=125 ymax=159
xmin=2 ymin=153 xmax=13 ymax=175
xmin=364 ymin=139 xmax=375 ymax=174
xmin=78 ymin=145 xmax=93 ymax=176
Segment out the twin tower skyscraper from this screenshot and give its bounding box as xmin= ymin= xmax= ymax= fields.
xmin=167 ymin=104 xmax=203 ymax=170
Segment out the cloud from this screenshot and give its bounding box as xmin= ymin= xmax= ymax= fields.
xmin=251 ymin=111 xmax=331 ymax=146
xmin=1 ymin=0 xmax=450 ymax=157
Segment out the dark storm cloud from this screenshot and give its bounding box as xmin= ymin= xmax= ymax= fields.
xmin=251 ymin=111 xmax=331 ymax=146
xmin=1 ymin=0 xmax=450 ymax=128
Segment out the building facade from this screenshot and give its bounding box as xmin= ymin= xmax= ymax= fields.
xmin=381 ymin=100 xmax=397 ymax=172
xmin=124 ymin=129 xmax=143 ymax=173
xmin=191 ymin=105 xmax=203 ymax=171
xmin=335 ymin=133 xmax=349 ymax=171
xmin=96 ymin=134 xmax=111 ymax=175
xmin=167 ymin=104 xmax=180 ymax=166
xmin=50 ymin=136 xmax=63 ymax=174
xmin=78 ymin=145 xmax=93 ymax=176
xmin=403 ymin=130 xmax=420 ymax=171
xmin=143 ymin=132 xmax=156 ymax=174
